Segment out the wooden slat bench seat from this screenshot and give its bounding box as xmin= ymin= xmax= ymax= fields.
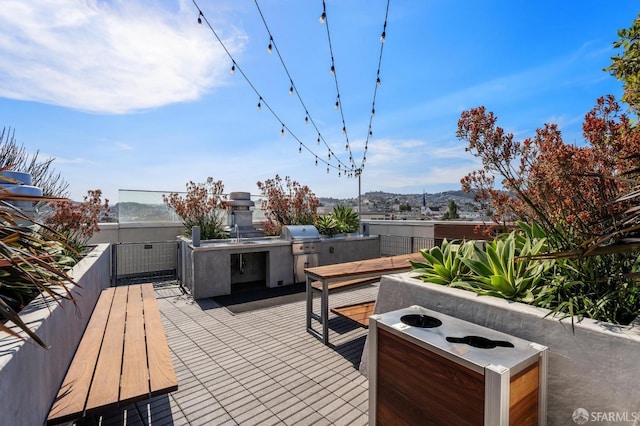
xmin=305 ymin=253 xmax=424 ymax=344
xmin=331 ymin=300 xmax=376 ymax=328
xmin=47 ymin=283 xmax=178 ymax=425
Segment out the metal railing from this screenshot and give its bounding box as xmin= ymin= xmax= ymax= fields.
xmin=379 ymin=235 xmax=436 ymax=257
xmin=111 ymin=241 xmax=180 ymax=285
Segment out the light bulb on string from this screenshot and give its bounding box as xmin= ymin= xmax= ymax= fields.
xmin=371 ymin=108 xmax=375 ymax=117
xmin=305 ymin=114 xmax=309 ymax=124
xmin=326 ymin=166 xmax=330 ymax=174
xmin=230 ymin=63 xmax=236 ymax=75
xmin=342 ymin=126 xmax=346 ymax=135
xmin=319 ymin=11 xmax=326 ymax=23
xmin=380 ymin=31 xmax=386 ymax=43
xmin=335 ymin=96 xmax=340 ymax=110
xmin=328 ymin=151 xmax=331 ymax=160
xmin=299 ymin=143 xmax=302 ymax=154
xmin=257 ymin=97 xmax=262 ymax=111
xmin=376 ymin=76 xmax=381 ymax=87
xmin=197 ymin=11 xmax=203 ymax=26
xmin=345 ymin=143 xmax=349 ymax=151
xmin=317 ymin=134 xmax=321 ymax=145
xmin=280 ymin=124 xmax=285 ymax=136
xmin=330 ymin=64 xmax=335 ymax=75
xmin=267 ymin=37 xmax=273 ymax=54
xmin=338 ymin=171 xmax=341 ymax=177
xmin=369 ymin=129 xmax=373 ymax=137
xmin=289 ymin=84 xmax=294 ymax=95
xmin=315 ymin=156 xmax=318 ymax=166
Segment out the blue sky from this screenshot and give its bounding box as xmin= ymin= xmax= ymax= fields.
xmin=0 ymin=1 xmax=637 ymax=203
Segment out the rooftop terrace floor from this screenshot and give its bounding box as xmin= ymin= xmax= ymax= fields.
xmin=89 ymin=280 xmax=378 ymax=426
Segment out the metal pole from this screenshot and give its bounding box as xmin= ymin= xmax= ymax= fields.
xmin=358 ymin=170 xmax=362 ymax=235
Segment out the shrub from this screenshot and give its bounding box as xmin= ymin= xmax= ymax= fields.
xmin=163 ymin=178 xmax=228 ymax=240
xmin=256 ymin=175 xmax=319 ymax=235
xmin=42 ymin=189 xmax=109 ymax=256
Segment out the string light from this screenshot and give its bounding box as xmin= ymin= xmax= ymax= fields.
xmin=192 ymin=0 xmax=390 ymax=181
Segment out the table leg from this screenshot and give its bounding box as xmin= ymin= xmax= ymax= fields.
xmin=322 ymin=280 xmax=329 ymax=345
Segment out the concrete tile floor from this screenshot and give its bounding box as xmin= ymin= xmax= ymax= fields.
xmin=91 ymin=281 xmax=378 ymax=426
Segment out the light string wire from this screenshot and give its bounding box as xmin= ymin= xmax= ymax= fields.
xmin=359 ymin=0 xmax=390 ymax=172
xmin=253 ymin=0 xmax=351 ymax=174
xmin=192 ymin=0 xmax=343 ymax=174
xmin=192 ymin=0 xmax=389 ymax=178
xmin=320 ymin=0 xmax=356 ymax=171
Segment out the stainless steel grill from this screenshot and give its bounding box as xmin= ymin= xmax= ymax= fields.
xmin=280 ymin=225 xmax=320 ymax=282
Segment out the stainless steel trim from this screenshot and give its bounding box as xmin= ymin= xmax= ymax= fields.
xmin=531 ymin=342 xmax=549 ymax=426
xmin=485 ymin=364 xmax=509 ymax=426
xmin=369 ymin=318 xmax=379 ymax=426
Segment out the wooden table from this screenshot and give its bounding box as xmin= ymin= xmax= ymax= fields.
xmin=305 ymin=253 xmax=423 ymax=345
xmin=47 ymin=284 xmax=178 ymax=425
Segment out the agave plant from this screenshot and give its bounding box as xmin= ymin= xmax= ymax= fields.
xmin=459 ymin=230 xmax=553 ymax=303
xmin=331 ymin=205 xmax=359 ymax=233
xmin=0 ymin=174 xmax=77 ymax=349
xmin=315 ymin=215 xmax=340 ymax=237
xmin=410 ymin=239 xmax=475 ymax=285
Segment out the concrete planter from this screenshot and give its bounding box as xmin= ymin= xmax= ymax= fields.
xmin=0 ymin=244 xmax=111 ymax=426
xmin=362 ymin=273 xmax=640 ymax=424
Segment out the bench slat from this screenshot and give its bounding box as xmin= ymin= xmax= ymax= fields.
xmin=120 ymin=285 xmax=150 ymax=403
xmin=331 ymin=301 xmax=376 ymax=328
xmin=85 ymin=286 xmax=128 ymax=414
xmin=47 ymin=288 xmax=116 ymax=424
xmin=141 ymin=284 xmax=178 ymax=395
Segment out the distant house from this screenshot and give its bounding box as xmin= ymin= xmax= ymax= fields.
xmin=421 ymin=205 xmax=440 ymax=216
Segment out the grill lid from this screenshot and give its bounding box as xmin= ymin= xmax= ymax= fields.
xmin=280 ymin=225 xmax=320 ymax=241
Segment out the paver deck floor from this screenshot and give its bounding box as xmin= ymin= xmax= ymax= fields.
xmin=86 ymin=280 xmax=377 ymax=425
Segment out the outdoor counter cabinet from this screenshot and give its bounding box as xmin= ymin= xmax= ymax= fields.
xmin=368 ymin=305 xmax=548 ymax=426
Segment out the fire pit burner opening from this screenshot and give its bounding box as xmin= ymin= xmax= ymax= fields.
xmin=400 ymin=314 xmax=442 ymax=328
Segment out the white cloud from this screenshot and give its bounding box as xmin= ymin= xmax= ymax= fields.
xmin=0 ymin=0 xmax=244 ymax=114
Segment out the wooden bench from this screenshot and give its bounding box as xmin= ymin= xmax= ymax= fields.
xmin=330 ymin=300 xmax=376 ymax=328
xmin=305 ymin=253 xmax=424 ymax=344
xmin=47 ymin=283 xmax=178 ymax=425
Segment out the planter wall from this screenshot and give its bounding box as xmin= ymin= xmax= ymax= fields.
xmin=360 ymin=273 xmax=640 ymax=424
xmin=0 ymin=243 xmax=111 ymax=426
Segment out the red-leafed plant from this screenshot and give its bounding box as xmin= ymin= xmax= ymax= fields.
xmin=43 ymin=189 xmax=109 ymax=256
xmin=256 ymin=175 xmax=319 ymax=235
xmin=163 ymin=177 xmax=228 ymax=240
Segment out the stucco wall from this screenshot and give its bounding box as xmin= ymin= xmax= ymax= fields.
xmin=0 ymin=244 xmax=111 ymax=426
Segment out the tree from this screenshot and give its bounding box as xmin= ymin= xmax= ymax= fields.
xmin=256 ymin=175 xmax=319 ymax=235
xmin=441 ymin=200 xmax=460 ymax=220
xmin=457 ymin=96 xmax=640 ymax=249
xmin=163 ymin=178 xmax=228 ymax=239
xmin=605 ymin=13 xmax=640 ymax=115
